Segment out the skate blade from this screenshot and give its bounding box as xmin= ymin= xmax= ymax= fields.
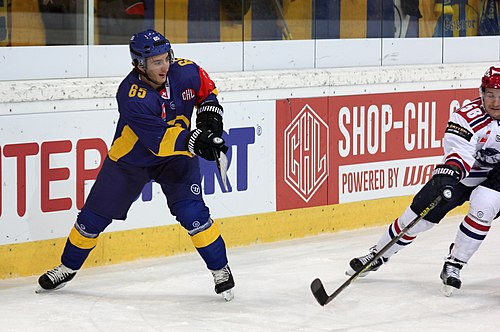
xmin=441 ymin=284 xmax=454 ymax=297
xmin=35 ymin=282 xmax=68 ymax=294
xmin=345 ymin=268 xmax=369 ymax=278
xmin=221 ymin=289 xmax=234 ymax=302
xmin=35 ymin=286 xmax=50 ymax=294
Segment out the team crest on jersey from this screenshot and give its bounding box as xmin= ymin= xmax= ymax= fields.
xmin=474 ymin=148 xmax=500 ymax=166
xmin=182 ymin=88 xmax=195 ymax=101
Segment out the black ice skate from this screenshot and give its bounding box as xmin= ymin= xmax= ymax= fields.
xmin=346 ymin=248 xmax=388 ymax=277
xmin=440 ymin=256 xmax=465 ymax=297
xmin=211 ymin=264 xmax=234 ymax=301
xmin=36 ymin=264 xmax=77 ymax=293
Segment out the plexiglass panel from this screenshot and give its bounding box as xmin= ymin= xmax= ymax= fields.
xmin=0 ymin=0 xmax=498 ymax=80
xmin=2 ymin=1 xmax=498 ymax=46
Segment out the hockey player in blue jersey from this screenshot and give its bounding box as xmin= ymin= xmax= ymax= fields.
xmin=36 ymin=29 xmax=235 ymax=301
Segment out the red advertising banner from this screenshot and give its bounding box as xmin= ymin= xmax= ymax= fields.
xmin=276 ymin=97 xmax=330 ymax=209
xmin=276 ymin=88 xmax=478 ymax=211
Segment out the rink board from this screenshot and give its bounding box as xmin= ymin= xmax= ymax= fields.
xmin=3 ymin=196 xmax=469 ymax=278
xmin=0 ymin=64 xmax=483 ymax=279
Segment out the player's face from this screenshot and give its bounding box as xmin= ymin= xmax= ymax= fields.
xmin=144 ymin=52 xmax=170 ymax=86
xmin=483 ymin=88 xmax=500 ymax=120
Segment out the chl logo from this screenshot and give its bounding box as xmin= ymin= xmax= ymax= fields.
xmin=182 ymin=88 xmax=195 ymax=101
xmin=284 ymin=104 xmax=329 ymax=202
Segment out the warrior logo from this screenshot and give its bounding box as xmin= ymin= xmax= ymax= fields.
xmin=190 ymin=184 xmax=201 ymax=195
xmin=284 ymin=104 xmax=329 ymax=202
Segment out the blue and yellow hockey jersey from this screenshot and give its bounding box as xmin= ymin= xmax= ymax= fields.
xmin=108 ymin=59 xmax=219 ymax=166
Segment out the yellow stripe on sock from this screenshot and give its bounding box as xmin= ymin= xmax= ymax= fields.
xmin=68 ymin=226 xmax=98 ymax=250
xmin=191 ymin=222 xmax=221 ymax=249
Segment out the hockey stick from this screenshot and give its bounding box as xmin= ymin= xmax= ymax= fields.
xmin=311 ymin=191 xmax=449 ymax=306
xmin=212 ymin=147 xmax=229 ymax=192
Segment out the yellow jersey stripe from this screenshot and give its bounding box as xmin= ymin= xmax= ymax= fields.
xmin=155 ymin=126 xmax=192 ymax=157
xmin=108 ymin=125 xmax=139 ymax=162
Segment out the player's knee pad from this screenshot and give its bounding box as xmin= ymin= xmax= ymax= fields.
xmin=170 ymin=200 xmax=227 ymax=270
xmin=469 ymin=186 xmax=500 ymax=224
xmin=62 ymin=209 xmax=112 ymax=270
xmin=189 ymin=218 xmax=227 ymax=270
xmin=170 ymin=200 xmax=210 ymax=231
xmin=69 ymin=208 xmax=112 ymax=250
xmin=189 ymin=217 xmax=221 ymax=248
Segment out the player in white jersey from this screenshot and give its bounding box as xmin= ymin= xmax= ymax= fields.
xmin=347 ymin=66 xmax=500 ymax=296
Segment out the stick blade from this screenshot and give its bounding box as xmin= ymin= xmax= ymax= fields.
xmin=218 ymin=151 xmax=229 ymax=192
xmin=213 ymin=148 xmax=229 ymax=192
xmin=310 ymin=278 xmax=330 ymax=306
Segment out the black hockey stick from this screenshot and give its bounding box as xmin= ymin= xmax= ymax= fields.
xmin=311 ymin=191 xmax=448 ymax=306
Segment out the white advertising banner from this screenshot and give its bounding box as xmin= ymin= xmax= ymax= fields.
xmin=338 ymin=156 xmax=444 ymax=203
xmin=0 ymin=99 xmax=276 ymax=245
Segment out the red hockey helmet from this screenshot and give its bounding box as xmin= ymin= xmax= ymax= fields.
xmin=481 ymin=66 xmax=500 ymax=90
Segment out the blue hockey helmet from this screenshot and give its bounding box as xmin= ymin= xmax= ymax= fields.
xmin=129 ymin=29 xmax=172 ymax=67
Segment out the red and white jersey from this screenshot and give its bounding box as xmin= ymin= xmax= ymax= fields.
xmin=442 ymin=97 xmax=500 ymax=187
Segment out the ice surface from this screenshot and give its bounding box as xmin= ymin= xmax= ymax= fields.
xmin=1 ymin=215 xmax=499 ymax=332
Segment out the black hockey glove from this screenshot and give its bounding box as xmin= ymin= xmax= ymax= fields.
xmin=186 ymin=129 xmax=227 ymax=161
xmin=430 ymin=164 xmax=461 ymax=201
xmin=196 ymin=102 xmax=224 ymax=137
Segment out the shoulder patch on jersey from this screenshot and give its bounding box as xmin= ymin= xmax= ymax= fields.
xmin=445 ymin=121 xmax=473 ymax=141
